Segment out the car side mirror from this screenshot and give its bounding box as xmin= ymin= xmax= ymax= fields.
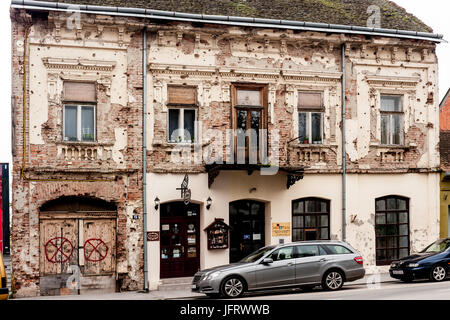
xmin=262 ymin=258 xmax=273 ymax=264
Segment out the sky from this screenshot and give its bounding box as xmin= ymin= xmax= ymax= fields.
xmin=0 ymin=0 xmax=449 ymax=168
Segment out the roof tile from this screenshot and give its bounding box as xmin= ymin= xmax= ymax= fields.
xmin=37 ymin=0 xmax=433 ymax=33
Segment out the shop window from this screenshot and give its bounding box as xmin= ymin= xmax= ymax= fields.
xmin=298 ymin=92 xmax=323 ymax=145
xmin=292 ymin=198 xmax=330 ymax=241
xmin=167 ymin=86 xmax=197 ymax=143
xmin=380 ymin=95 xmax=403 ymax=145
xmin=375 ymin=196 xmax=410 ymax=265
xmin=63 ymin=82 xmax=96 ymax=142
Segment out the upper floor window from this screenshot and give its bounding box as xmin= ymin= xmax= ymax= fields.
xmin=63 ymin=82 xmax=96 ymax=142
xmin=167 ymin=86 xmax=197 ymax=143
xmin=380 ymin=95 xmax=403 ymax=145
xmin=298 ymin=92 xmax=323 ymax=145
xmin=231 ymin=84 xmax=268 ymax=164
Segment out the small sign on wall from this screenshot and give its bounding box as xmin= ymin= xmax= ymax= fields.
xmin=147 ymin=231 xmax=160 ymax=242
xmin=272 ymin=223 xmax=291 ymax=237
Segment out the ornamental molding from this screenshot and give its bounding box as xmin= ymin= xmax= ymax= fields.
xmin=148 ymin=63 xmax=341 ymax=83
xmin=365 ymin=75 xmax=420 ymax=87
xmin=42 ymin=58 xmax=116 ymax=72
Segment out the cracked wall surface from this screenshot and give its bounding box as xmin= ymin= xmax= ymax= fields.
xmin=10 ymin=9 xmax=144 ymax=297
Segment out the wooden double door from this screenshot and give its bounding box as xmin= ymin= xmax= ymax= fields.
xmin=160 ymin=202 xmax=200 ymax=279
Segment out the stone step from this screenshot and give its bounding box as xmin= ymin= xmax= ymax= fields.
xmin=158 ymin=277 xmax=194 ymax=291
xmin=160 ymin=276 xmax=193 ymax=285
xmin=157 ymin=282 xmax=193 ymax=291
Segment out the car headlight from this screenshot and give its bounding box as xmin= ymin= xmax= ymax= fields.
xmin=206 ymin=271 xmax=221 ymax=281
xmin=408 ymin=263 xmax=419 ymax=268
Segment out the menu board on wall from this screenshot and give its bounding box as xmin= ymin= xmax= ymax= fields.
xmin=204 ymin=218 xmax=231 ymax=250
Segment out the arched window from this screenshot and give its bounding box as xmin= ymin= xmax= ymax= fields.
xmin=292 ymin=198 xmax=330 ymax=241
xmin=375 ymin=196 xmax=410 ymax=265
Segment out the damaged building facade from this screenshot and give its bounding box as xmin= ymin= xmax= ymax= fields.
xmin=10 ymin=0 xmax=443 ymax=296
xmin=10 ymin=6 xmax=145 ymax=296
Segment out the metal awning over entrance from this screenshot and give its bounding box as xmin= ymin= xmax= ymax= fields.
xmin=205 ymin=164 xmax=305 ymax=189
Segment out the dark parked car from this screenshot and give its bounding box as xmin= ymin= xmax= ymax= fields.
xmin=192 ymin=241 xmax=365 ymax=298
xmin=389 ymin=238 xmax=450 ymax=282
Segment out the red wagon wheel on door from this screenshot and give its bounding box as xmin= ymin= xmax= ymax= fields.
xmin=45 ymin=237 xmax=74 ymax=263
xmin=84 ymin=238 xmax=109 ymax=262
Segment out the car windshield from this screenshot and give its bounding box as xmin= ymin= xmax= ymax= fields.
xmin=420 ymin=239 xmax=450 ymax=253
xmin=239 ymin=245 xmax=277 ymax=263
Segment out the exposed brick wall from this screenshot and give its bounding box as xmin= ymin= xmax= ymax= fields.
xmin=440 ymin=91 xmax=450 ymax=130
xmin=10 ymin=9 xmax=144 ymax=297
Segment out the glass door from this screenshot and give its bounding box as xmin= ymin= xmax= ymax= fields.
xmin=160 ymin=202 xmax=200 ymax=278
xmin=235 ymin=108 xmax=263 ymax=164
xmin=229 ymin=200 xmax=265 ymax=263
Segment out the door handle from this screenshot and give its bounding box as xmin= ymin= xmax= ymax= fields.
xmin=319 ymin=258 xmax=328 ymax=262
xmin=287 ymin=262 xmax=294 ymax=267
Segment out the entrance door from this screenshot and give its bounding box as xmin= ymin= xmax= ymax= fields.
xmin=229 ymin=200 xmax=265 ymax=263
xmin=160 ymin=202 xmax=200 ymax=279
xmin=39 ymin=196 xmax=117 ymax=296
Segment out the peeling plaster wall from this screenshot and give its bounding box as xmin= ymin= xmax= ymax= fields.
xmin=145 ymin=22 xmax=441 ymax=284
xmin=147 ymin=24 xmax=440 ymax=175
xmin=10 ymin=10 xmax=144 ymax=297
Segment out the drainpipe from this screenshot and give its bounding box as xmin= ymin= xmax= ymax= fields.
xmin=341 ymin=43 xmax=347 ymax=242
xmin=142 ymin=27 xmax=149 ymax=292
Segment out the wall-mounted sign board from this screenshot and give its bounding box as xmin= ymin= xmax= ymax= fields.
xmin=272 ymin=223 xmax=291 ymax=237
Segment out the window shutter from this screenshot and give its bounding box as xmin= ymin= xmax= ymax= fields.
xmin=298 ymin=92 xmax=323 ymax=110
xmin=64 ymin=82 xmax=96 ymax=102
xmin=168 ymin=86 xmax=197 ymax=105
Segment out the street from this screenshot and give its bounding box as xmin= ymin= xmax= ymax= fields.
xmin=188 ymin=280 xmax=450 ymax=300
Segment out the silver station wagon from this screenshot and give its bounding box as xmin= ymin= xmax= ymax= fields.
xmin=192 ymin=240 xmax=365 ymax=298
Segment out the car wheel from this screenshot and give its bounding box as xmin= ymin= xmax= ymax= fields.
xmin=221 ymin=276 xmax=245 ymax=298
xmin=322 ymin=270 xmax=344 ymax=291
xmin=430 ymin=265 xmax=447 ymax=282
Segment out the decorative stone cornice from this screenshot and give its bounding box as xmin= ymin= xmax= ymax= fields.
xmin=42 ymin=58 xmax=116 ymax=72
xmin=149 ymin=63 xmax=341 ymax=83
xmin=365 ymin=75 xmax=420 ymax=87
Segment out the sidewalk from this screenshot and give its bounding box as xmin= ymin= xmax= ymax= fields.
xmin=15 ymin=272 xmax=395 ymax=300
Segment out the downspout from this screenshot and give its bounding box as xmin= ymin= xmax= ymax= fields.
xmin=341 ymin=43 xmax=347 ymax=242
xmin=142 ymin=27 xmax=149 ymax=292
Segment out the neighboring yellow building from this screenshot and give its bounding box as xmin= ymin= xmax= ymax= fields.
xmin=440 ymin=173 xmax=450 ymax=238
xmin=440 ymin=92 xmax=450 ymax=238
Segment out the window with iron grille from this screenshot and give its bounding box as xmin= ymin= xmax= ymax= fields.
xmin=375 ymin=196 xmax=410 ymax=265
xmin=292 ymin=198 xmax=330 ymax=241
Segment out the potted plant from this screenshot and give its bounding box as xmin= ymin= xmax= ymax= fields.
xmin=82 ymin=133 xmax=95 ymax=141
xmin=303 ymin=136 xmax=309 ymax=144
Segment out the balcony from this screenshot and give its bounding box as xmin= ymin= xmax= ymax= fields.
xmin=56 ymin=142 xmax=114 ymax=162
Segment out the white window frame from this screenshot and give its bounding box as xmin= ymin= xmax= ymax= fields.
xmin=380 ymin=95 xmax=403 ymax=146
xmin=63 ymin=104 xmax=96 ymax=142
xmin=167 ymin=107 xmax=198 ymax=143
xmin=298 ymin=111 xmax=324 ymax=145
